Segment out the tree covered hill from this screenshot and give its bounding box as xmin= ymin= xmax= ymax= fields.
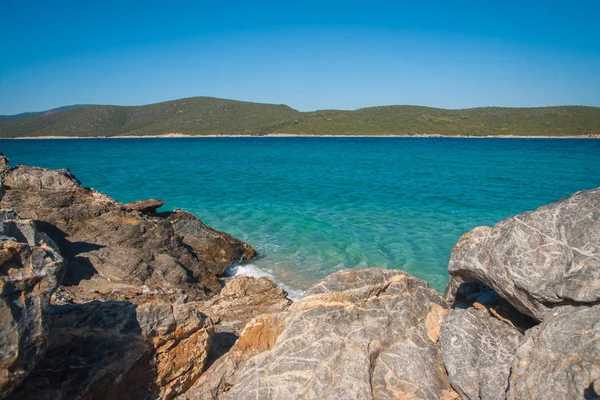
xmin=0 ymin=105 xmax=95 ymax=122
xmin=0 ymin=97 xmax=598 ymax=137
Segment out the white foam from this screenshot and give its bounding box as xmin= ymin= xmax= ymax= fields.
xmin=226 ymin=263 xmax=306 ymax=302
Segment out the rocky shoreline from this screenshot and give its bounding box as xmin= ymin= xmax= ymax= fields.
xmin=1 ymin=152 xmax=598 ymax=399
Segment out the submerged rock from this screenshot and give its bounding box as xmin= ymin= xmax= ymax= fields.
xmin=447 ymin=187 xmax=600 ymax=321
xmin=0 ymin=215 xmax=64 ymax=398
xmin=224 ymin=269 xmax=455 ymax=400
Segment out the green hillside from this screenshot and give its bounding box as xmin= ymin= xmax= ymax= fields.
xmin=0 ymin=97 xmax=301 ymax=137
xmin=266 ymin=105 xmax=600 ymax=136
xmin=0 ymin=104 xmax=95 ymax=122
xmin=1 ymin=97 xmax=599 ymax=137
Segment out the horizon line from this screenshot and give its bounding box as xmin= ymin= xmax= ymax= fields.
xmin=2 ymin=95 xmax=600 ymax=117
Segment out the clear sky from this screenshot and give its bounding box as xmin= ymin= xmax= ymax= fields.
xmin=1 ymin=0 xmax=599 ymax=114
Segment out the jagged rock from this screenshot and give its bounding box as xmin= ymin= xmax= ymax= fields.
xmin=444 ymin=279 xmax=504 ymax=307
xmin=10 ymin=299 xmax=213 ymax=400
xmin=0 ymin=153 xmax=8 ymax=200
xmin=172 ymin=276 xmax=291 ymax=399
xmin=138 ymin=301 xmax=214 ymax=400
xmin=447 ymin=187 xmax=600 ymax=321
xmin=4 ymin=165 xmax=82 ymax=191
xmin=125 ymin=199 xmax=166 ymax=214
xmin=0 ymin=153 xmax=9 ymax=175
xmin=199 ymin=275 xmax=291 ymax=333
xmin=507 ymin=305 xmax=600 ymax=400
xmin=0 ymin=216 xmax=64 ymax=398
xmin=0 ymin=210 xmax=19 ymax=221
xmin=0 ymin=162 xmax=256 ymax=301
xmin=179 ymin=313 xmax=286 ymax=400
xmin=223 ymin=269 xmax=455 ymax=400
xmin=440 ymin=306 xmax=522 ymax=400
xmin=165 ymin=211 xmax=257 ymax=276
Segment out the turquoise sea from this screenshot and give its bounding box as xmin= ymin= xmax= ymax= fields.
xmin=2 ymin=138 xmax=599 ymax=298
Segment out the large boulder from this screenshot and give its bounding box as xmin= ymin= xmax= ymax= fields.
xmin=223 ymin=269 xmax=457 ymax=400
xmin=0 ymin=215 xmax=65 ymax=398
xmin=199 ymin=275 xmax=292 ymax=333
xmin=178 ymin=312 xmax=287 ymax=400
xmin=9 ymin=299 xmax=213 ymax=400
xmin=0 ymin=162 xmax=256 ymax=301
xmin=507 ymin=305 xmax=600 ymax=400
xmin=440 ymin=305 xmax=522 ymax=400
xmin=447 ymin=187 xmax=600 ymax=321
xmin=165 ymin=211 xmax=256 ymax=276
xmin=177 ymin=276 xmax=292 ymax=400
xmin=4 ymin=165 xmax=81 ymax=191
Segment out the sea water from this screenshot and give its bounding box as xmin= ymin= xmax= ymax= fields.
xmin=2 ymin=137 xmax=599 ymax=298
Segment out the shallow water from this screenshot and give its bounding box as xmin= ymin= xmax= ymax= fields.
xmin=2 ymin=137 xmax=599 ymax=296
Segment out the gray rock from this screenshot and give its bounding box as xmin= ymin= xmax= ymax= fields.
xmin=224 ymin=269 xmax=456 ymax=400
xmin=507 ymin=305 xmax=600 ymax=400
xmin=440 ymin=307 xmax=522 ymax=400
xmin=0 ymin=217 xmax=65 ymax=398
xmin=447 ymin=187 xmax=600 ymax=321
xmin=4 ymin=165 xmax=82 ymax=191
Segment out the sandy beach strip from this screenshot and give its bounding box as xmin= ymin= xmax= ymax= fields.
xmin=2 ymin=132 xmax=599 ymax=139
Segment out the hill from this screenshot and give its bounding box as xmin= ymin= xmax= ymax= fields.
xmin=0 ymin=104 xmax=95 ymax=122
xmin=267 ymin=105 xmax=600 ymax=136
xmin=0 ymin=97 xmax=301 ymax=138
xmin=0 ymin=97 xmax=599 ymax=137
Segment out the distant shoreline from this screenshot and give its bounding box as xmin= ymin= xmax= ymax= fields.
xmin=2 ymin=133 xmax=600 ymax=140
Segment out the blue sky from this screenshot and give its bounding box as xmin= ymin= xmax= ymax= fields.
xmin=1 ymin=0 xmax=599 ymax=114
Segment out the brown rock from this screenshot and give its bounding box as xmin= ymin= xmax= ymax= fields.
xmin=166 ymin=211 xmax=257 ymax=276
xmin=199 ymin=275 xmax=291 ymax=334
xmin=426 ymin=303 xmax=449 ymax=343
xmin=179 ymin=313 xmax=287 ymax=400
xmin=9 ymin=299 xmax=213 ymax=400
xmin=125 ymin=199 xmax=166 ymax=214
xmin=0 ymin=162 xmax=256 ymax=302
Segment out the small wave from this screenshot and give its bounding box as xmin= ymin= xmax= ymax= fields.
xmin=226 ymin=263 xmax=306 ymax=302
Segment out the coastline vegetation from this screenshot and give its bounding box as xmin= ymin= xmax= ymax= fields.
xmin=0 ymin=96 xmax=598 ymax=138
